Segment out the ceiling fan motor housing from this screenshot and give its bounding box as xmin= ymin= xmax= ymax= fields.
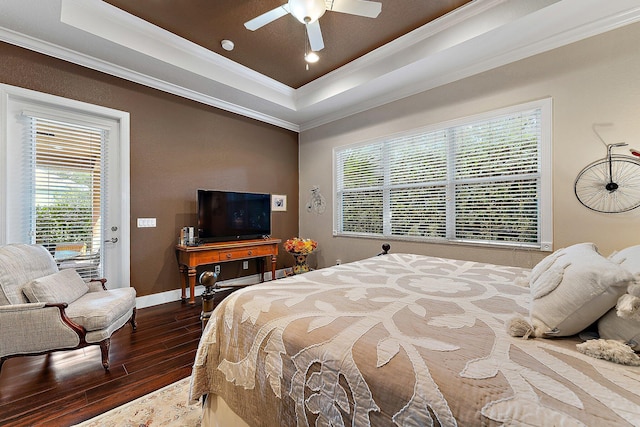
xmin=289 ymin=0 xmax=327 ymax=24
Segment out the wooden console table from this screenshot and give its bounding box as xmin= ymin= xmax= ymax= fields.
xmin=175 ymin=238 xmax=280 ymax=304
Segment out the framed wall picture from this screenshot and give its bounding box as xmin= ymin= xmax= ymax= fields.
xmin=271 ymin=194 xmax=287 ymax=211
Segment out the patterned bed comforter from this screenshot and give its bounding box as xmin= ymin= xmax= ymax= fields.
xmin=189 ymin=253 xmax=640 ymax=426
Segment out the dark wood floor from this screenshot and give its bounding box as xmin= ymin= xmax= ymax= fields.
xmin=0 ymin=299 xmax=206 ymax=426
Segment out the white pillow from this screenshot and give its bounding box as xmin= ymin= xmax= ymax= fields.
xmin=529 ymin=242 xmax=633 ymax=337
xmin=609 ymin=244 xmax=640 ymax=275
xmin=23 ymin=268 xmax=88 ymax=304
xmin=598 ymin=307 xmax=640 ymax=350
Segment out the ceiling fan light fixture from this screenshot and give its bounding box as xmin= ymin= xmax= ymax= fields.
xmin=305 ymin=51 xmax=320 ymax=63
xmin=289 ymin=0 xmax=326 ymax=24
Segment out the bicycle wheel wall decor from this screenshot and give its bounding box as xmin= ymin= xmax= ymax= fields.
xmin=574 ymin=155 xmax=640 ymax=213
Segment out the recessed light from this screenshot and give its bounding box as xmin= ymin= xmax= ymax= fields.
xmin=221 ymin=40 xmax=234 ymax=51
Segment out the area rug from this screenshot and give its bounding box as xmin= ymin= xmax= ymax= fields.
xmin=73 ymin=377 xmax=201 ymax=427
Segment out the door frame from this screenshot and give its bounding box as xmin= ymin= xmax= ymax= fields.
xmin=0 ymin=84 xmax=131 ymax=287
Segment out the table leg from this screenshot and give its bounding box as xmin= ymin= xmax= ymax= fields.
xmin=270 ymin=254 xmax=277 ymax=281
xmin=187 ymin=266 xmax=197 ymax=305
xmin=178 ymin=265 xmax=187 ymax=302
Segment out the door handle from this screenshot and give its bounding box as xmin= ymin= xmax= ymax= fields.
xmin=104 ymin=237 xmax=118 ymax=243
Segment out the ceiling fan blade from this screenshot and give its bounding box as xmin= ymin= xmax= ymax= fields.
xmin=244 ymin=5 xmax=290 ymax=31
xmin=329 ymin=0 xmax=381 ymax=18
xmin=307 ymin=20 xmax=324 ymax=52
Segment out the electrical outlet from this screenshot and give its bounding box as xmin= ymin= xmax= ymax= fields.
xmin=242 ymin=261 xmax=249 ymax=270
xmin=214 ymin=265 xmax=220 ymax=274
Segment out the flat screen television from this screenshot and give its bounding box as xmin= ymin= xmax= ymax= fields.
xmin=196 ymin=189 xmax=271 ymax=243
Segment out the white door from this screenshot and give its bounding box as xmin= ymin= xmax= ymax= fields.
xmin=1 ymin=85 xmax=130 ymax=288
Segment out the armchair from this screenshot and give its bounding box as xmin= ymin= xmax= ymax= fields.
xmin=0 ymin=243 xmax=137 ymax=371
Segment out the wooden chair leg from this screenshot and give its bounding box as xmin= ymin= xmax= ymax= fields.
xmin=130 ymin=307 xmax=138 ymax=330
xmin=99 ymin=338 xmax=110 ymax=370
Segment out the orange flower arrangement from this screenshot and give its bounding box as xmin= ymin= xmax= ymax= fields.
xmin=284 ymin=237 xmax=318 ymax=254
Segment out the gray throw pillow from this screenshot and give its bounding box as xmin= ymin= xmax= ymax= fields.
xmin=529 ymin=243 xmax=633 ymax=337
xmin=23 ymin=268 xmax=89 ymax=304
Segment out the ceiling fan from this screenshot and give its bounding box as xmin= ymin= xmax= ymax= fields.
xmin=244 ymin=0 xmax=382 ymax=52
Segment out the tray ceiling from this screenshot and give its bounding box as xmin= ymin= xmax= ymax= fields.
xmin=102 ymin=0 xmax=473 ymax=89
xmin=1 ymin=0 xmax=639 ymax=131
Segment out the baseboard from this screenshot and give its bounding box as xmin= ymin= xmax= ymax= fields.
xmin=135 ymin=269 xmax=285 ymax=309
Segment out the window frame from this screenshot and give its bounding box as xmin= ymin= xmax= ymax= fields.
xmin=333 ymin=98 xmax=553 ymax=251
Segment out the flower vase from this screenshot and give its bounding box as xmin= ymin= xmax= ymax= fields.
xmin=290 ymin=252 xmax=310 ymax=274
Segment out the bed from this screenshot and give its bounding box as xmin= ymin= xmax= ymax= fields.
xmin=189 ymin=248 xmax=640 ymax=426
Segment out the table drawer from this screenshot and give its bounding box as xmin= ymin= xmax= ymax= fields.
xmin=219 ymin=246 xmax=273 ymax=261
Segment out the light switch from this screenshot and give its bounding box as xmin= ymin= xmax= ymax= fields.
xmin=137 ymin=218 xmax=156 ymax=228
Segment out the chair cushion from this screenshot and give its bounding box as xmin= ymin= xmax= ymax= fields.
xmin=0 ymin=244 xmax=60 ymax=305
xmin=23 ymin=268 xmax=89 ymax=304
xmin=529 ymin=242 xmax=633 ymax=337
xmin=66 ymin=287 xmax=136 ymax=332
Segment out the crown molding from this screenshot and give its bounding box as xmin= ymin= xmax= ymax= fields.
xmin=60 ymin=0 xmax=297 ymax=110
xmin=0 ymin=26 xmax=300 ymax=132
xmin=295 ymin=0 xmax=507 ymax=107
xmin=297 ymin=0 xmax=640 ymax=130
xmin=1 ymin=0 xmax=640 ymax=133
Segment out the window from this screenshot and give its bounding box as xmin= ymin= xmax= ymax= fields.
xmin=26 ymin=116 xmax=105 ymax=278
xmin=334 ymin=99 xmax=552 ymax=250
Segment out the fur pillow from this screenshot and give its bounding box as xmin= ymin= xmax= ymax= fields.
xmin=511 ymin=243 xmax=633 ymax=338
xmin=22 ymin=268 xmax=89 ymax=303
xmin=616 ymin=283 xmax=640 ymax=321
xmin=576 ymin=339 xmax=640 ymax=366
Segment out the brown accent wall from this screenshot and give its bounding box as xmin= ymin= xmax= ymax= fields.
xmin=0 ymin=42 xmax=299 ymax=297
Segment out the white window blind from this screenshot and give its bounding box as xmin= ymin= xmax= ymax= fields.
xmin=335 ymin=100 xmax=551 ymax=249
xmin=24 ymin=115 xmax=106 ymax=278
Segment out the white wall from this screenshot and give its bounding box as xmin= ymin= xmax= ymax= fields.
xmin=298 ymin=22 xmax=640 ymax=270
